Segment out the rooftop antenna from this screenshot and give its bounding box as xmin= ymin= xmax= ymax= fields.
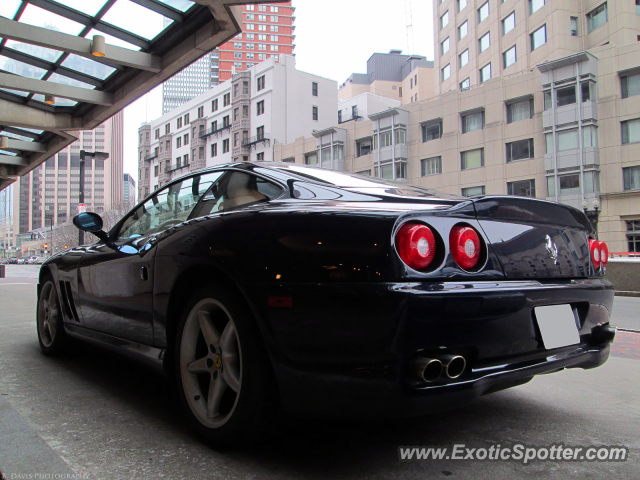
xmin=405 ymin=0 xmax=415 ymax=55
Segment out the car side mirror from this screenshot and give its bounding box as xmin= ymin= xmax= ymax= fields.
xmin=73 ymin=212 xmax=109 ymax=242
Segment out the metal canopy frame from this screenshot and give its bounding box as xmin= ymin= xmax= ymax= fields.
xmin=0 ymin=0 xmax=277 ymax=190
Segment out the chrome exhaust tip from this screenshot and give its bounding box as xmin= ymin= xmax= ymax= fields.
xmin=440 ymin=354 xmax=466 ymax=379
xmin=408 ymin=356 xmax=443 ymax=383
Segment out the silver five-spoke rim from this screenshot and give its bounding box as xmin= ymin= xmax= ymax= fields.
xmin=38 ymin=282 xmax=59 ymax=348
xmin=180 ymin=298 xmax=242 ymax=429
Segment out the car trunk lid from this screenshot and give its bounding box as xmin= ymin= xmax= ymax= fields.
xmin=472 ymin=197 xmax=593 ymax=279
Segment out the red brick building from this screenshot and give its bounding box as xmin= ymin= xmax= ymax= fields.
xmin=217 ymin=2 xmax=296 ymax=82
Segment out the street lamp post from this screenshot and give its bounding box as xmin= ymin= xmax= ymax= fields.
xmin=78 ymin=150 xmax=109 ymax=246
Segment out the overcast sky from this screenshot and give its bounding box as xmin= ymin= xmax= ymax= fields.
xmin=122 ymin=0 xmax=435 ymax=187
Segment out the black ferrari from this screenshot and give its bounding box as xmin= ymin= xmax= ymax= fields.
xmin=37 ymin=162 xmax=616 ymax=446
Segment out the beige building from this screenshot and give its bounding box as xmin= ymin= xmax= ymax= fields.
xmin=275 ymin=0 xmax=640 ymax=253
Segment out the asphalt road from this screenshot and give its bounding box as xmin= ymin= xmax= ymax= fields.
xmin=0 ymin=267 xmax=638 ymax=479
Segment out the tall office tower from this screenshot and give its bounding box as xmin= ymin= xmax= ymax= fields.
xmin=15 ymin=111 xmax=124 ymax=235
xmin=123 ymin=173 xmax=136 ymax=205
xmin=162 ymin=2 xmax=295 ymax=113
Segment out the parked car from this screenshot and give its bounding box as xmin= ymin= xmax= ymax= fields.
xmin=36 ymin=163 xmax=616 ymax=446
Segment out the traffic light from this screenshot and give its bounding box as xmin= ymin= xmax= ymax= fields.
xmin=43 ymin=244 xmax=48 ymax=249
xmin=63 ymin=245 xmax=68 ymax=249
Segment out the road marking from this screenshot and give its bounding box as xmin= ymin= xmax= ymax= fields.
xmin=0 ymin=283 xmax=33 ymax=286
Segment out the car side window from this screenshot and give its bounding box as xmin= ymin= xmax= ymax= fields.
xmin=118 ymin=172 xmax=222 ymax=239
xmin=190 ymin=171 xmax=282 ymax=218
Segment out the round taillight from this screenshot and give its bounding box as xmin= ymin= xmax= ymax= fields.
xmin=589 ymin=239 xmax=601 ymax=269
xmin=450 ymin=225 xmax=482 ymax=270
xmin=396 ymin=223 xmax=437 ymax=270
xmin=599 ymin=241 xmax=609 ymax=267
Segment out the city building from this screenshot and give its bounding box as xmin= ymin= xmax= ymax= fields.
xmin=124 ymin=173 xmax=136 ymax=205
xmin=274 ymin=1 xmax=640 ymax=253
xmin=162 ymin=1 xmax=295 ymax=114
xmin=0 ymin=112 xmax=124 ymax=256
xmin=339 ymin=50 xmax=436 ymax=105
xmin=140 ymin=55 xmax=336 ymax=198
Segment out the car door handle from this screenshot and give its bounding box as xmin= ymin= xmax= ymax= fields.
xmin=140 ymin=266 xmax=149 ymax=281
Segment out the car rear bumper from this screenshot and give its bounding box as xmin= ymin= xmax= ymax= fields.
xmin=240 ymin=278 xmax=615 ymax=417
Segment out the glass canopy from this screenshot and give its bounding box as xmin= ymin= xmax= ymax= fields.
xmin=0 ymin=0 xmax=196 ymax=110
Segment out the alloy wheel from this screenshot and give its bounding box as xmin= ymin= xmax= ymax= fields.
xmin=179 ymin=298 xmax=242 ymax=429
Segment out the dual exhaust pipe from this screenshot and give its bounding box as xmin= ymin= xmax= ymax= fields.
xmin=408 ymin=354 xmax=466 ymax=383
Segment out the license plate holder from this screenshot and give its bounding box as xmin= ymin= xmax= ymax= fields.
xmin=534 ymin=304 xmax=580 ymax=350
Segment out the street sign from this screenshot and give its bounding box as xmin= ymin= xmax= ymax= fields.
xmin=78 ymin=204 xmax=87 ymax=214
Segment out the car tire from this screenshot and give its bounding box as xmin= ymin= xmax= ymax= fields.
xmin=37 ymin=278 xmax=70 ymax=355
xmin=174 ymin=284 xmax=281 ymax=447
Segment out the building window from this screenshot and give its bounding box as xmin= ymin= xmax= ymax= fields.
xmin=442 ymin=63 xmax=451 ymax=81
xmin=257 ymin=152 xmax=264 ymax=161
xmin=257 ymin=75 xmax=265 ymax=91
xmin=211 ymin=143 xmax=217 ymax=157
xmin=176 ymin=137 xmax=182 ymax=148
xmin=462 ymin=111 xmax=484 ymax=133
xmin=530 ymin=0 xmax=545 ymax=14
xmin=233 ymin=107 xmax=239 ymax=122
xmin=422 ymin=121 xmax=443 ymax=142
xmin=154 ymin=165 xmax=158 ymax=177
xmin=184 ymin=113 xmax=190 ymax=124
xmin=312 ymin=106 xmax=318 ymax=121
xmin=461 ymin=148 xmax=484 ymax=169
xmin=184 ymin=133 xmax=189 ymax=145
xmin=312 ymin=82 xmax=318 ymax=96
xmin=624 ymin=166 xmax=640 ymax=190
xmin=155 ymin=129 xmax=159 ymax=139
xmin=559 ymin=174 xmax=581 ymax=194
xmin=243 ymin=105 xmax=249 ymax=118
xmin=223 ymin=93 xmax=230 ymax=106
xmin=479 ymin=32 xmax=490 ymax=52
xmin=480 ymin=63 xmax=491 ymax=82
xmin=503 ymin=12 xmax=515 ymax=35
xmin=395 ymin=129 xmax=406 ymax=145
xmin=506 ymin=139 xmax=534 ymax=162
xmin=421 ymin=156 xmax=442 ymax=176
xmin=222 ymin=139 xmax=229 ymax=153
xmin=507 ymin=179 xmax=536 ymax=197
xmin=177 ymin=117 xmax=183 ymax=129
xmin=507 ymin=99 xmax=533 ymax=123
xmin=441 ymin=11 xmax=449 ymax=29
xmin=504 ymin=46 xmax=516 ymax=68
xmin=627 ymin=221 xmax=640 ymax=252
xmin=622 ymin=119 xmax=640 ymax=144
xmin=223 ymin=115 xmax=230 ymax=127
xmin=557 ymin=85 xmax=576 ymax=107
xmin=460 ymin=78 xmax=470 ymax=90
xmin=462 ymin=186 xmax=485 ymax=197
xmin=459 ymin=21 xmax=468 ymax=39
xmin=478 ymin=1 xmax=489 ymax=23
xmin=442 ymin=37 xmax=450 ymax=55
xmin=257 ymin=126 xmax=264 ymax=140
xmin=460 ymin=49 xmax=469 ymax=67
xmin=254 ymin=100 xmax=264 ymax=116
xmin=197 ymin=106 xmax=204 ymax=118
xmin=305 ymin=152 xmax=318 ymax=165
xmin=587 ymin=3 xmax=608 ymax=33
xmin=233 ymin=132 xmax=239 ymax=148
xmin=571 ymin=16 xmax=579 ymax=36
xmin=621 ymin=73 xmax=640 ymax=99
xmin=458 ymin=0 xmax=467 ymax=12
xmin=555 ymin=129 xmax=579 ymax=151
xmin=581 ymin=81 xmax=594 ymax=102
xmin=356 ymin=137 xmax=372 ymax=157
xmin=212 ymin=98 xmax=218 ymax=112
xmin=531 ymin=25 xmax=547 ymax=50
xmin=583 ymin=126 xmax=598 ymax=148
